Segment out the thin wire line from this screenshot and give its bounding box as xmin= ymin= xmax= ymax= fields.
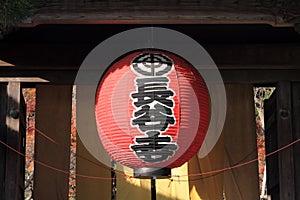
xmin=2 ymin=128 xmax=300 ymax=181
xmin=34 ymin=127 xmax=126 ymax=176
xmin=0 ymin=139 xmax=126 ymax=181
xmin=35 ymin=128 xmax=58 ymax=144
xmin=170 ymin=137 xmax=300 ymax=181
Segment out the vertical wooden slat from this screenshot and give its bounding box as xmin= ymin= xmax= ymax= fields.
xmin=19 ymin=91 xmax=26 ymax=192
xmin=276 ymin=82 xmax=295 ymax=200
xmin=188 ymin=133 xmax=224 ymax=200
xmin=4 ymin=82 xmax=26 ymax=200
xmin=223 ymin=84 xmax=259 ymax=200
xmin=5 ymin=82 xmax=21 ymax=199
xmin=76 ymin=85 xmax=111 ymax=200
xmin=76 ymin=138 xmax=111 ymax=200
xmin=265 ymin=90 xmax=279 ymax=200
xmin=34 ymin=85 xmax=72 ymax=200
xmin=189 ymin=84 xmax=259 ymax=199
xmin=292 ymin=82 xmax=300 ymax=200
xmin=0 ymin=83 xmax=8 ymax=200
xmin=0 ymin=83 xmax=26 ymax=200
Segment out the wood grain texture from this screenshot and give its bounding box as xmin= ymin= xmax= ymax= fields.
xmin=75 ymin=85 xmax=111 ymax=200
xmin=20 ymin=0 xmax=298 ymax=26
xmin=292 ymin=82 xmax=300 ymax=200
xmin=76 ymin=137 xmax=111 ymax=200
xmin=1 ymin=24 xmax=299 ymax=85
xmin=223 ymin=84 xmax=259 ymax=200
xmin=0 ymin=84 xmax=7 ymax=200
xmin=188 ymin=84 xmax=260 ymax=199
xmin=188 ymin=134 xmax=224 ymax=200
xmin=1 ymin=43 xmax=300 ymax=70
xmin=1 ymin=41 xmax=300 ymax=84
xmin=0 ymin=78 xmax=48 ymax=82
xmin=0 ymin=60 xmax=13 ymax=67
xmin=3 ymin=82 xmax=26 ymax=200
xmin=34 ymin=85 xmax=72 ymax=200
xmin=276 ymin=82 xmax=295 ymax=200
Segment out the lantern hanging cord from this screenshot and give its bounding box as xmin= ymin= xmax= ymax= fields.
xmin=1 ymin=127 xmax=300 ymax=181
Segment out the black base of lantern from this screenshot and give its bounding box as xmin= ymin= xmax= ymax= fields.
xmin=134 ymin=167 xmax=171 ymax=179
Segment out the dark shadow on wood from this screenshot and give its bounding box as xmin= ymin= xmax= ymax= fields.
xmin=0 ymin=82 xmax=26 ymax=200
xmin=33 ymin=85 xmax=72 ymax=200
xmin=0 ymin=83 xmax=8 ymax=200
xmin=265 ymin=82 xmax=300 ymax=200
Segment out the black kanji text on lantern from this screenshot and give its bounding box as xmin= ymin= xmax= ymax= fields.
xmin=130 ymin=52 xmax=178 ymax=163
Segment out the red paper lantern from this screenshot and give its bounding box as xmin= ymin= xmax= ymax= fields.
xmin=95 ymin=50 xmax=210 ymax=169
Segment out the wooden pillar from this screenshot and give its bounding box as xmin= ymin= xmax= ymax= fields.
xmin=276 ymin=82 xmax=295 ymax=200
xmin=0 ymin=83 xmax=7 ymax=200
xmin=266 ymin=82 xmax=297 ymax=199
xmin=292 ymin=82 xmax=300 ymax=200
xmin=34 ymin=85 xmax=72 ymax=200
xmin=0 ymin=82 xmax=26 ymax=200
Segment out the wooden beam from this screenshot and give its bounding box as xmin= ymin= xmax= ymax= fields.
xmin=19 ymin=18 xmax=289 ymax=27
xmin=1 ymin=68 xmax=300 ymax=85
xmin=0 ymin=60 xmax=14 ymax=67
xmin=17 ymin=0 xmax=295 ymax=27
xmin=276 ymin=82 xmax=295 ymax=200
xmin=0 ymin=78 xmax=49 ymax=82
xmin=220 ymin=69 xmax=300 ymax=84
xmin=0 ymin=35 xmax=299 ymax=85
xmin=34 ymin=85 xmax=72 ymax=200
xmin=0 ymin=44 xmax=92 ymax=68
xmin=1 ymin=44 xmax=300 ymax=69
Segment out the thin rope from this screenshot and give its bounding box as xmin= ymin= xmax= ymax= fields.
xmin=1 ymin=129 xmax=300 ymax=181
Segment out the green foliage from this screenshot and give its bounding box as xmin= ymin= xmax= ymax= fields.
xmin=255 ymin=107 xmax=259 ymax=117
xmin=254 ymin=87 xmax=275 ymax=119
xmin=0 ymin=0 xmax=43 ymax=31
xmin=254 ymin=87 xmax=275 ymax=103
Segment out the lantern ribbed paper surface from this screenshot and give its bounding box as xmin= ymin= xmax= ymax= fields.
xmin=95 ymin=50 xmax=210 ymax=169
